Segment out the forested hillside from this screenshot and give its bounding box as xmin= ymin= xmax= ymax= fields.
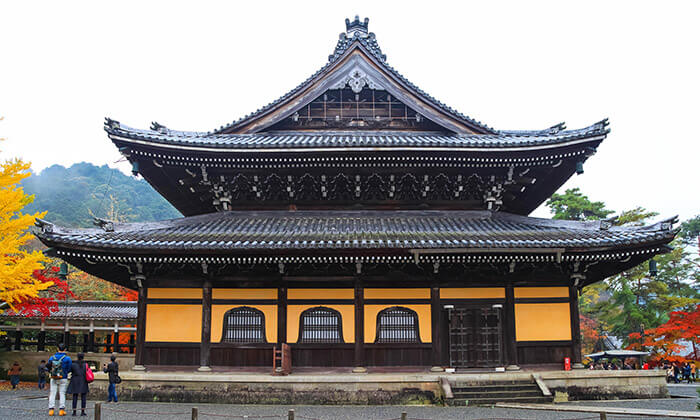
xmin=22 ymin=162 xmax=181 ymax=227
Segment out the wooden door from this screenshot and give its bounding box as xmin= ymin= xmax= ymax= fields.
xmin=448 ymin=305 xmax=503 ymax=368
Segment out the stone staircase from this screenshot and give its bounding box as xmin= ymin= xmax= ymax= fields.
xmin=445 ymin=377 xmax=553 ymax=406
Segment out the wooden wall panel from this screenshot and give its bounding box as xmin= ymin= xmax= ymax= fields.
xmin=440 ymin=288 xmax=505 ymax=299
xmin=148 ymin=288 xmax=202 ymax=299
xmin=212 ymin=289 xmax=277 ymax=299
xmin=515 ymin=303 xmax=571 ymax=341
xmin=364 ymin=288 xmax=430 ymax=299
xmin=514 ymin=287 xmax=569 ymax=298
xmin=145 ymin=305 xmax=202 ymax=342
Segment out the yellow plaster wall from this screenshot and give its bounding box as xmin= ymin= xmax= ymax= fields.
xmin=364 ymin=288 xmax=430 ymax=299
xmin=288 ymin=289 xmax=354 ymax=300
xmin=212 ymin=289 xmax=277 ymax=300
xmin=440 ymin=288 xmax=505 ymax=299
xmin=515 ymin=303 xmax=571 ymax=341
xmin=514 ymin=287 xmax=569 ymax=298
xmin=145 ymin=304 xmax=201 ymax=342
xmin=211 ymin=305 xmax=277 ymax=343
xmin=147 ymin=288 xmax=202 ymax=299
xmin=364 ymin=304 xmax=431 ymax=343
xmin=287 ymin=305 xmax=354 ymax=343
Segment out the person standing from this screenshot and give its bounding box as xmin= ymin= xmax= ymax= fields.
xmin=67 ymin=353 xmax=90 ymax=416
xmin=102 ymin=355 xmax=119 ymax=403
xmin=47 ymin=343 xmax=72 ymax=416
xmin=7 ymin=362 xmax=21 ymax=390
xmin=38 ymin=360 xmax=47 ymax=390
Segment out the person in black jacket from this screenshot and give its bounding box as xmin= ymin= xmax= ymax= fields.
xmin=102 ymin=355 xmax=119 ymax=403
xmin=67 ymin=353 xmax=90 ymax=416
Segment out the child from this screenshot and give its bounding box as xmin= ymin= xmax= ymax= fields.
xmin=38 ymin=360 xmax=47 ymax=390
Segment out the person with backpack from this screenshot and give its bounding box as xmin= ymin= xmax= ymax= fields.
xmin=67 ymin=353 xmax=91 ymax=416
xmin=102 ymin=355 xmax=119 ymax=403
xmin=47 ymin=343 xmax=72 ymax=416
xmin=38 ymin=360 xmax=47 ymax=390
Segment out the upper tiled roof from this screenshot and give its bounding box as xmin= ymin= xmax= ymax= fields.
xmin=36 ymin=210 xmax=676 ymax=253
xmin=105 ymin=119 xmax=609 ymax=151
xmin=209 ymin=17 xmax=498 ymax=135
xmin=0 ymin=301 xmax=137 ymax=321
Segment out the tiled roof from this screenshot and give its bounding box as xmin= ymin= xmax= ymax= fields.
xmin=208 ymin=20 xmax=497 ymax=135
xmin=105 ymin=119 xmax=609 ymax=151
xmin=0 ymin=301 xmax=137 ymax=321
xmin=36 ymin=210 xmax=676 ymax=253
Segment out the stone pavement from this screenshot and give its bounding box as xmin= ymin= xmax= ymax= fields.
xmin=0 ymin=388 xmax=697 ymax=420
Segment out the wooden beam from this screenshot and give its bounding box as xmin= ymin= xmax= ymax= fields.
xmin=430 ymin=286 xmax=442 ymax=370
xmin=570 ymin=285 xmax=583 ymax=368
xmin=198 ymin=280 xmax=212 ymax=371
xmin=505 ymin=281 xmax=519 ymax=370
xmin=353 ymin=279 xmax=365 ymax=372
xmin=277 ymin=287 xmax=287 ymax=344
xmin=135 ymin=286 xmax=148 ymax=367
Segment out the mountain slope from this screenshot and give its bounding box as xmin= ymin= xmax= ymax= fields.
xmin=22 ymin=162 xmax=181 ymax=228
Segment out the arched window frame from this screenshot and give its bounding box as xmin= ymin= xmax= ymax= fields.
xmin=298 ymin=306 xmax=344 ymax=344
xmin=220 ymin=306 xmax=266 ymax=344
xmin=374 ymin=306 xmax=421 ymax=344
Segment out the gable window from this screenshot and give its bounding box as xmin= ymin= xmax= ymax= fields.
xmin=221 ymin=307 xmax=266 ymax=343
xmin=298 ymin=307 xmax=344 ymax=343
xmin=375 ymin=306 xmax=420 ymax=343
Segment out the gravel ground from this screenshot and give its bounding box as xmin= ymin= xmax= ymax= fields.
xmin=0 ymin=389 xmax=697 ymax=420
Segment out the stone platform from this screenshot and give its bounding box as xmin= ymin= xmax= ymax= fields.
xmin=86 ymin=367 xmax=669 ymax=405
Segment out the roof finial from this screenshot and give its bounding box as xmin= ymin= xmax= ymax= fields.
xmin=345 ymin=15 xmax=369 ymax=38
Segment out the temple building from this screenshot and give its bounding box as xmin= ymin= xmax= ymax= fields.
xmin=36 ymin=17 xmax=676 ymax=372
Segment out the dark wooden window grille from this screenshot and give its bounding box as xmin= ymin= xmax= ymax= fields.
xmin=221 ymin=307 xmax=266 ymax=343
xmin=298 ymin=307 xmax=344 ymax=343
xmin=268 ymin=88 xmax=444 ymax=131
xmin=375 ymin=306 xmax=421 ymax=343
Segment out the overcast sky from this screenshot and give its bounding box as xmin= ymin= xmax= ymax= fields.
xmin=1 ymin=1 xmax=698 ymax=221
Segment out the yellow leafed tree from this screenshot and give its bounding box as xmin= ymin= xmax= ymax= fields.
xmin=0 ymin=132 xmax=50 ymax=310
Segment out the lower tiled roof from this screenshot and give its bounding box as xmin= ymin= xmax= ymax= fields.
xmin=106 ymin=120 xmax=608 ymax=150
xmin=36 ymin=210 xmax=676 ymax=253
xmin=0 ymin=301 xmax=137 ymax=321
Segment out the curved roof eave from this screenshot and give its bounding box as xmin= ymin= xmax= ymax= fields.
xmin=103 ymin=118 xmax=610 ymax=154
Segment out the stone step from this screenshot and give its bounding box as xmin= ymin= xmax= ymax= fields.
xmin=453 ymin=390 xmax=544 ymax=399
xmin=452 ymin=384 xmax=537 ymax=393
xmin=448 ymin=395 xmax=554 ymax=406
xmin=452 ymin=380 xmax=536 ymax=387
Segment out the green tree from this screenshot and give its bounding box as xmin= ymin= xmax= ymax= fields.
xmin=546 ymin=188 xmax=614 ymax=221
xmin=547 ymin=190 xmax=699 ymax=346
xmin=679 ymin=215 xmax=700 ymax=245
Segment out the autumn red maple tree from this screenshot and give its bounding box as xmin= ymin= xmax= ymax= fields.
xmin=13 ymin=266 xmax=74 ymax=317
xmin=627 ymin=304 xmax=700 ymax=363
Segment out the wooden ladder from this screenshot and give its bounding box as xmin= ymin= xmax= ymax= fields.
xmin=272 ymin=343 xmax=291 ymax=375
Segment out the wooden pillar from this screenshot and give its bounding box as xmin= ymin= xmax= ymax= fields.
xmin=277 ymin=287 xmax=287 ymax=344
xmin=134 ymin=286 xmax=147 ymax=370
xmin=504 ymin=281 xmax=520 ymax=370
xmin=198 ymin=280 xmax=212 ymax=371
xmin=352 ymin=280 xmax=366 ymax=373
xmin=113 ymin=330 xmax=120 ymax=353
xmin=570 ymin=285 xmax=584 ymax=368
xmin=63 ymin=331 xmax=71 ymax=352
xmin=430 ymin=286 xmax=443 ymax=371
xmin=128 ymin=334 xmax=135 ymax=354
xmin=82 ymin=334 xmax=89 ymax=353
xmin=37 ymin=331 xmax=46 ymax=352
xmin=13 ymin=330 xmax=22 ymax=351
xmin=88 ymin=320 xmax=95 ymax=353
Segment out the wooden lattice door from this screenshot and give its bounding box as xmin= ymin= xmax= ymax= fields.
xmin=448 ymin=306 xmax=503 ymax=368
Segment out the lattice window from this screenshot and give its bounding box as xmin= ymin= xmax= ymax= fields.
xmin=268 ymin=88 xmax=444 ymax=131
xmin=298 ymin=307 xmax=344 ymax=343
xmin=221 ymin=307 xmax=266 ymax=343
xmin=375 ymin=306 xmax=420 ymax=343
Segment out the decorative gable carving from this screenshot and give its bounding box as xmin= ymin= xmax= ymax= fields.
xmin=331 ymin=67 xmax=384 ymax=93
